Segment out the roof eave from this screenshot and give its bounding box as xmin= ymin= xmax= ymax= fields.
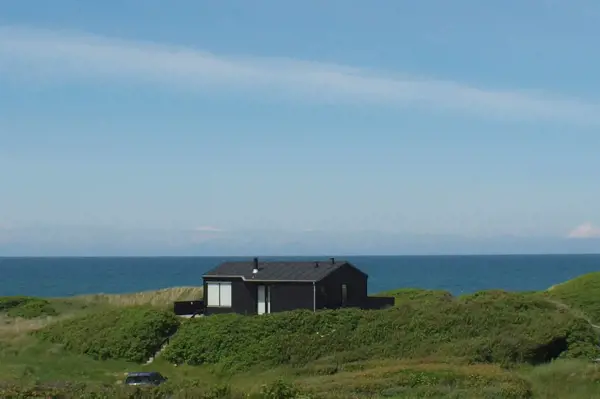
xmin=203 ymin=274 xmax=318 ymax=283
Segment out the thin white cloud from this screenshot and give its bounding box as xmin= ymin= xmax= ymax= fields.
xmin=567 ymin=222 xmax=600 ymax=239
xmin=1 ymin=25 xmax=600 ymax=125
xmin=192 ymin=226 xmax=223 ymax=232
xmin=189 ymin=227 xmax=225 ymax=244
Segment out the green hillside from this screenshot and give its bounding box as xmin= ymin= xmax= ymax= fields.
xmin=1 ymin=274 xmax=600 ymax=397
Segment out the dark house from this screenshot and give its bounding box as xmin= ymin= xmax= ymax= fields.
xmin=202 ymin=257 xmax=392 ymax=316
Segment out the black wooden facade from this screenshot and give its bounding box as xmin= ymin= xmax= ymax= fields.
xmin=173 ymin=300 xmax=204 ymax=316
xmin=202 ymin=258 xmax=373 ymax=316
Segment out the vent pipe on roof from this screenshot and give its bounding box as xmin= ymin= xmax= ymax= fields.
xmin=330 ymin=257 xmax=335 ymax=265
xmin=252 ymin=257 xmax=259 ymax=276
xmin=314 ymin=261 xmax=319 ymax=268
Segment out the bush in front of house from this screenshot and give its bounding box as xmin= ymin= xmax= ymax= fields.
xmin=34 ymin=306 xmax=180 ymax=363
xmin=0 ymin=296 xmax=58 ymax=319
xmin=163 ymin=291 xmax=599 ymax=370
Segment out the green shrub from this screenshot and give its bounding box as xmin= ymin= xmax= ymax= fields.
xmin=293 ymin=362 xmax=533 ymax=399
xmin=34 ymin=307 xmax=179 ymax=363
xmin=0 ymin=382 xmax=121 ymax=399
xmin=163 ymin=291 xmax=598 ymax=370
xmin=0 ymin=296 xmax=58 ymax=319
xmin=260 ymin=379 xmax=300 ymax=399
xmin=0 ymin=381 xmax=305 ymax=399
xmin=376 ymin=288 xmax=453 ymax=306
xmin=546 ymin=272 xmax=600 ymax=324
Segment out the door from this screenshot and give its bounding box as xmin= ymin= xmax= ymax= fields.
xmin=257 ymin=285 xmax=271 ymax=315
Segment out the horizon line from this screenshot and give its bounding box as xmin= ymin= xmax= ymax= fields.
xmin=2 ymin=252 xmax=600 ymax=259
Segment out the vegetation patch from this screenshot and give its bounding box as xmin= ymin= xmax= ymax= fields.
xmin=546 ymin=272 xmax=600 ymax=324
xmin=376 ymin=288 xmax=453 ymax=306
xmin=0 ymin=379 xmax=303 ymax=399
xmin=0 ymin=296 xmax=58 ymax=319
xmin=5 ymin=273 xmax=600 ymax=398
xmin=297 ymin=362 xmax=532 ymax=398
xmin=34 ymin=307 xmax=180 ymax=363
xmin=522 ymin=359 xmax=600 ymax=399
xmin=74 ymin=286 xmax=204 ymax=308
xmin=164 ymin=291 xmax=598 ymax=370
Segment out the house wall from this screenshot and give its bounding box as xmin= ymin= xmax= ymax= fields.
xmin=203 ymin=278 xmax=316 ymax=315
xmin=269 ymin=283 xmax=315 ymax=313
xmin=202 ymin=262 xmax=368 ymax=315
xmin=317 ymin=263 xmax=368 ymax=309
xmin=203 ymin=277 xmax=256 ymax=316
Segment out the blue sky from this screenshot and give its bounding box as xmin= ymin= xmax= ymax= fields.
xmin=1 ymin=0 xmax=600 ymax=255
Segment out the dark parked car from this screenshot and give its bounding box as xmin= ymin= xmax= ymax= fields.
xmin=123 ymin=371 xmax=167 ymax=387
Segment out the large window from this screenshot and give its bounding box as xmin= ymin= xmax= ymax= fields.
xmin=206 ymin=282 xmax=232 ymax=307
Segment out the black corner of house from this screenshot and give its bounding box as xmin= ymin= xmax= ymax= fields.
xmin=363 ymin=296 xmax=395 ymax=310
xmin=173 ymin=300 xmax=204 ymax=317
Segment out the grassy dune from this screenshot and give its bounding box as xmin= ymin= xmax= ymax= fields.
xmin=546 ymin=272 xmax=600 ymax=325
xmin=2 ymin=275 xmax=600 ymax=398
xmin=0 ymin=287 xmax=202 ymax=343
xmin=73 ymin=286 xmax=203 ymax=308
xmin=375 ymin=287 xmax=454 ymax=306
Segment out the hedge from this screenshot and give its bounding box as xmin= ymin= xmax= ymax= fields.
xmin=0 ymin=380 xmax=303 ymax=399
xmin=163 ymin=291 xmax=599 ymax=370
xmin=34 ymin=307 xmax=179 ymax=363
xmin=0 ymin=296 xmax=58 ymax=319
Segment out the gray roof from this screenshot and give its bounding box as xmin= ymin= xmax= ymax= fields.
xmin=203 ymin=259 xmax=364 ymax=282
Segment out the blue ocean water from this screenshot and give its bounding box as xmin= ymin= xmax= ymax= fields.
xmin=1 ymin=255 xmax=599 ymax=297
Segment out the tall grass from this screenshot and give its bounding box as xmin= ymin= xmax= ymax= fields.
xmin=73 ymin=286 xmax=203 ymax=308
xmin=0 ymin=315 xmax=61 ymax=343
xmin=522 ymin=359 xmax=600 ymax=398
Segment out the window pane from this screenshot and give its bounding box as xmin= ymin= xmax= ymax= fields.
xmin=219 ymin=282 xmax=232 ymax=307
xmin=207 ymin=283 xmax=220 ymax=306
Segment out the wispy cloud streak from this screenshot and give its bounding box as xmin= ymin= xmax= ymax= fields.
xmin=1 ymin=25 xmax=599 ymax=124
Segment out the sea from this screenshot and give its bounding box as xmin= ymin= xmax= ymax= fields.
xmin=1 ymin=255 xmax=599 ymax=298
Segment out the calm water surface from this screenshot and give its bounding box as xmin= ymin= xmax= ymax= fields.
xmin=1 ymin=255 xmax=599 ymax=297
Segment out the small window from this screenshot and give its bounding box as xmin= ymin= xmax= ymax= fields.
xmin=341 ymin=284 xmax=348 ymax=305
xmin=206 ymin=282 xmax=232 ymax=307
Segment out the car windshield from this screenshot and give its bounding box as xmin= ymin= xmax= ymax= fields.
xmin=125 ymin=375 xmax=155 ymax=384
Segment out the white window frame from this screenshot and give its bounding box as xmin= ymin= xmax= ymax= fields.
xmin=206 ymin=281 xmax=232 ymax=307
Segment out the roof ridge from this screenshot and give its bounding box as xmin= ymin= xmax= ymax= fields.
xmin=203 ymin=259 xmax=353 ymax=282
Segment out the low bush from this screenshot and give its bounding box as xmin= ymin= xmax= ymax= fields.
xmin=260 ymin=379 xmax=301 ymax=399
xmin=546 ymin=271 xmax=600 ymax=324
xmin=34 ymin=307 xmax=179 ymax=363
xmin=0 ymin=380 xmax=306 ymax=399
xmin=376 ymin=288 xmax=453 ymax=306
xmin=524 ymin=359 xmax=600 ymax=399
xmin=75 ymin=286 xmax=204 ymax=308
xmin=163 ymin=291 xmax=599 ymax=370
xmin=0 ymin=296 xmax=58 ymax=319
xmin=294 ymin=362 xmax=533 ymax=399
